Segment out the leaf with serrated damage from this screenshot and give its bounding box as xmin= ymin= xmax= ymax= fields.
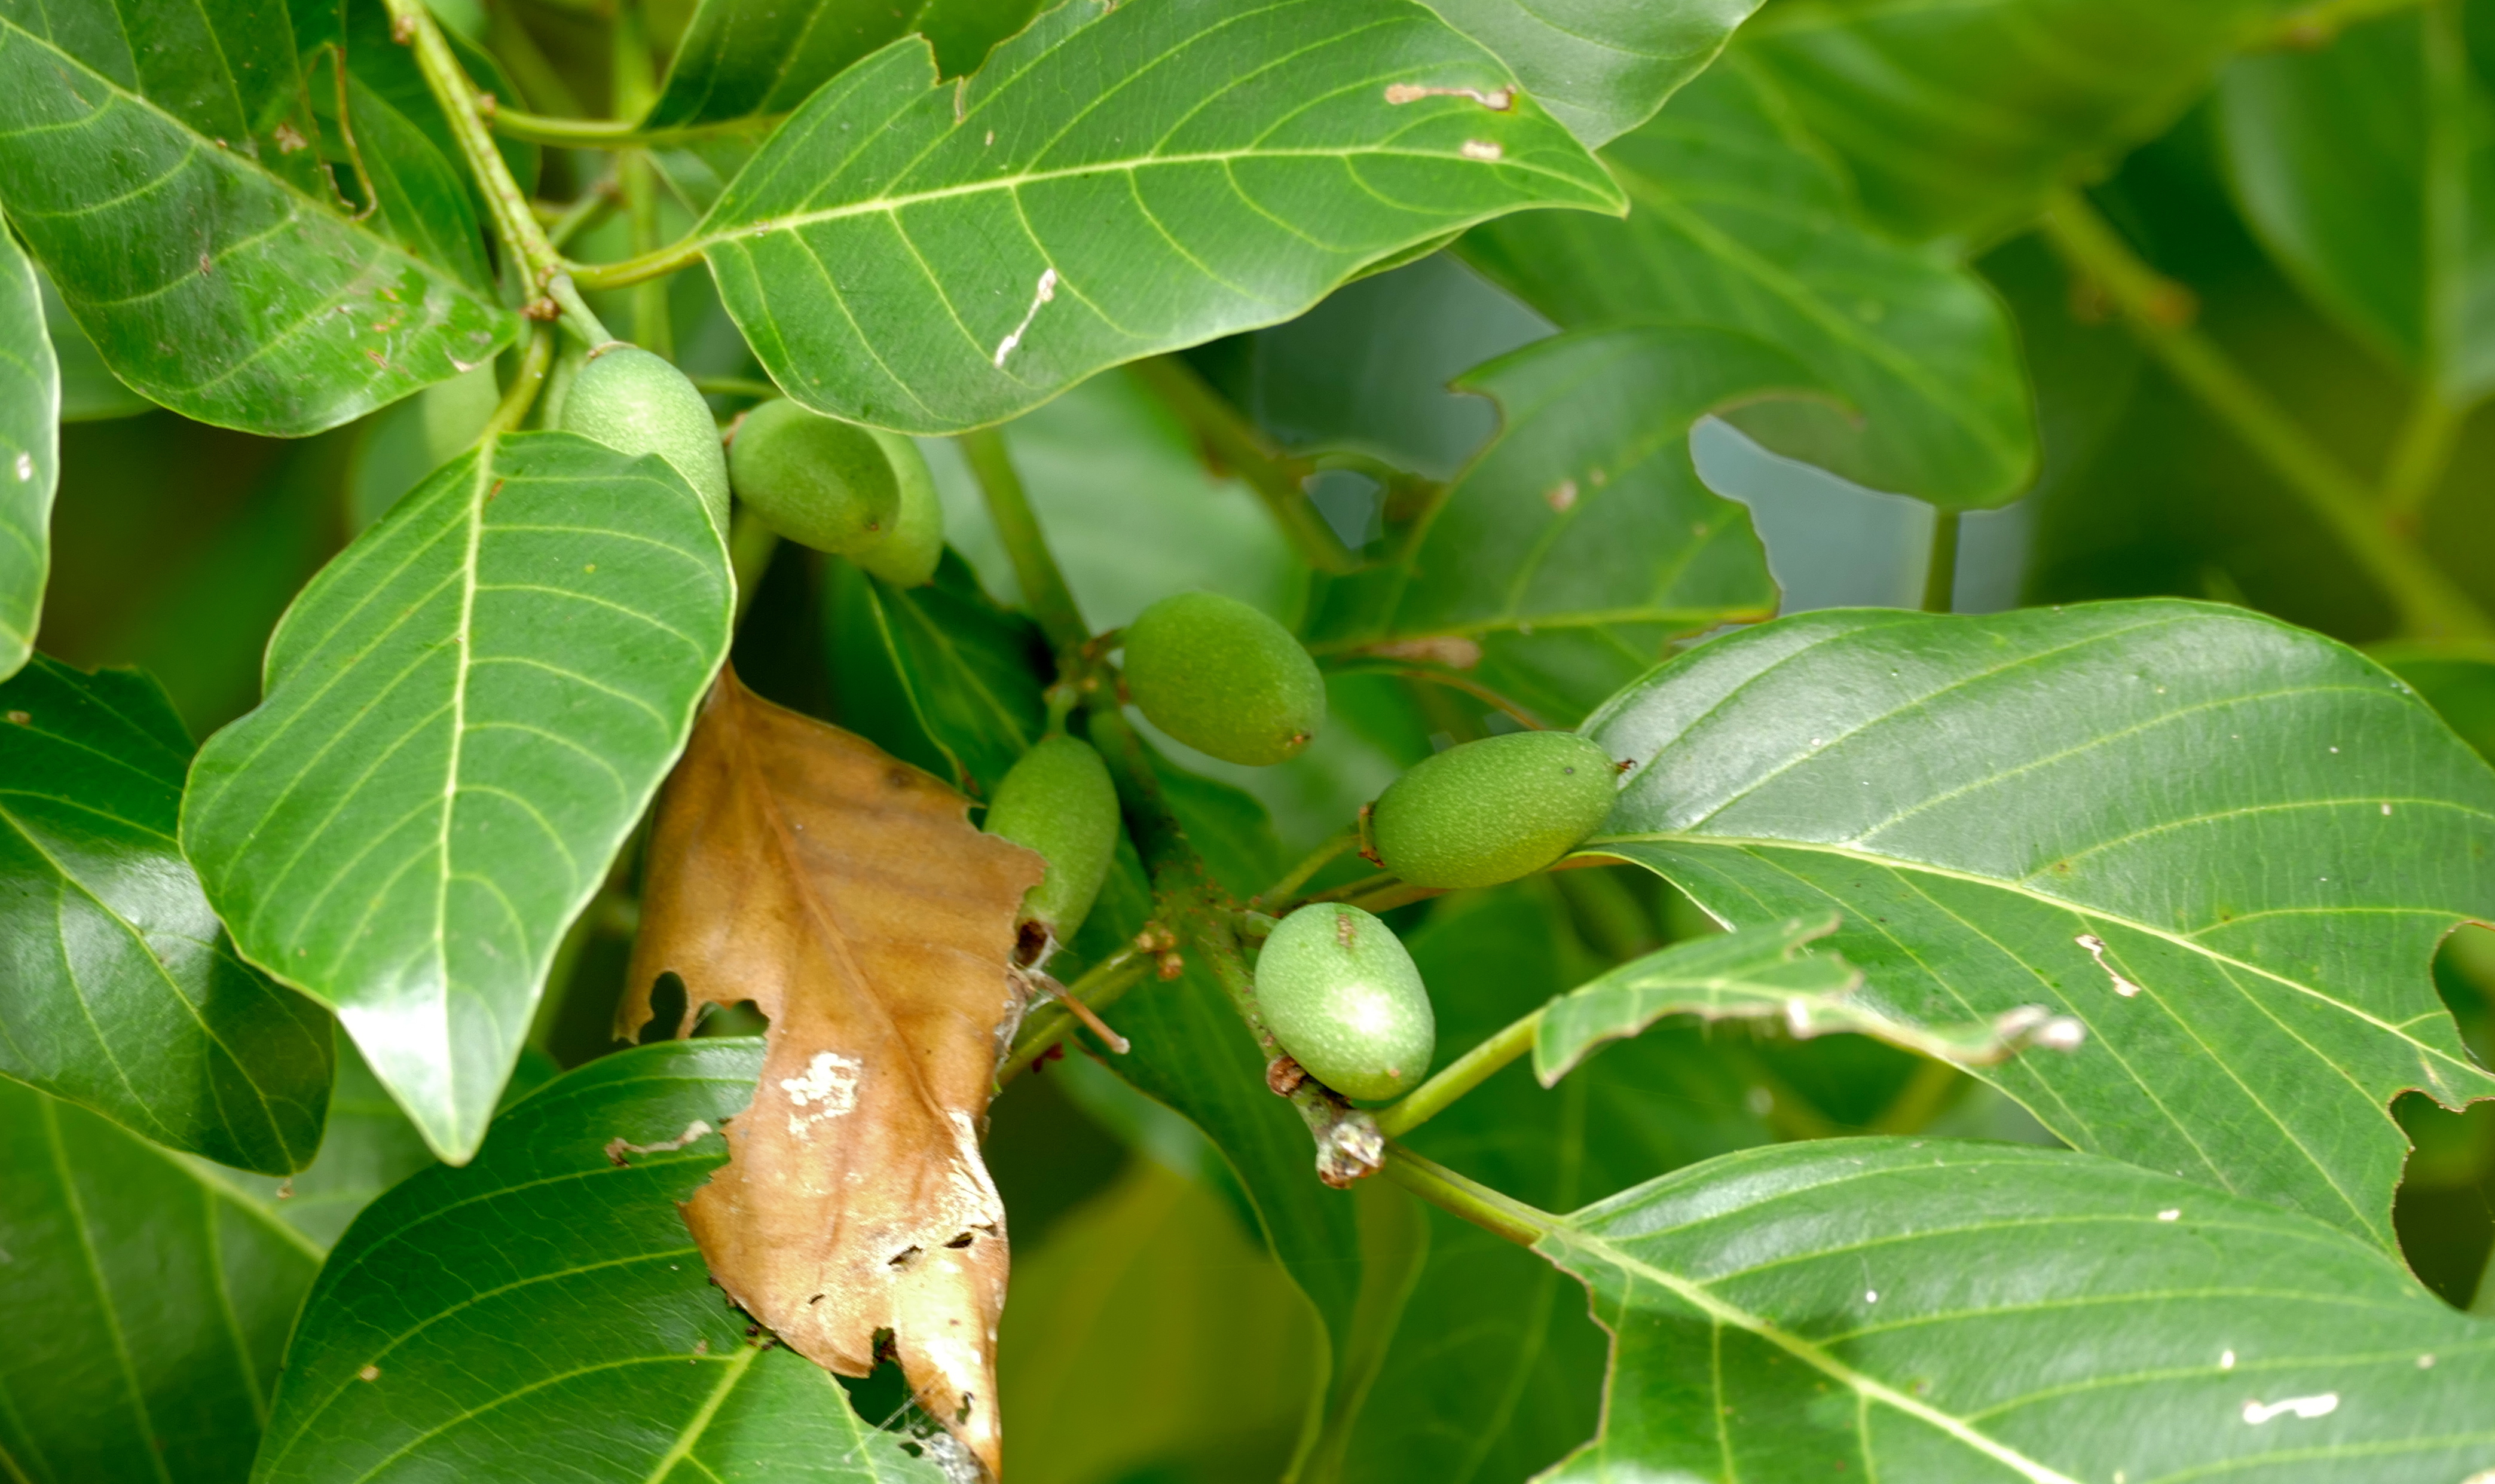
xmin=621 ymin=670 xmax=1044 ymax=1480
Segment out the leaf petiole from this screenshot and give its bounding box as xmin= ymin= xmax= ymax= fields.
xmin=1378 ymin=1145 xmax=1553 ymax=1246
xmin=481 ymin=326 xmax=555 ymax=437
xmin=1372 ymin=1008 xmax=1542 ymax=1139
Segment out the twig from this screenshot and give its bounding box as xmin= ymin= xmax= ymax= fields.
xmin=960 ymin=427 xmax=1090 ymax=653
xmin=2043 ymin=190 xmax=2493 ymax=641
xmin=1256 ymin=831 xmax=1358 ymax=908
xmin=1127 ymin=356 xmax=1360 ymax=574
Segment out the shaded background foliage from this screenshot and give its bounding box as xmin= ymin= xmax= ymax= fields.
xmin=11 ymin=0 xmax=2495 ymax=1480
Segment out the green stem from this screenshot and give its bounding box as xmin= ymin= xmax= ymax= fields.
xmin=1373 ymin=1009 xmax=1542 ymax=1139
xmin=481 ymin=325 xmax=555 ymax=436
xmin=999 ymin=952 xmax=1151 ymax=1083
xmin=543 ymin=179 xmax=620 ymax=253
xmin=492 ymin=108 xmax=644 ymax=146
xmin=1257 ymin=831 xmax=1358 ymax=908
xmin=692 ymin=377 xmax=783 ymax=402
xmin=2043 ymin=190 xmax=2494 ymax=641
xmin=2382 ymin=388 xmax=2462 ymax=522
xmin=1378 ymin=1146 xmax=1552 ymax=1246
xmin=2265 ymin=0 xmax=2434 ymax=46
xmin=567 ymin=239 xmax=708 ymax=289
xmin=381 ymin=0 xmax=562 ymax=287
xmin=960 ymin=427 xmax=1090 ymax=653
xmin=1921 ymin=509 xmax=1959 ymax=614
xmin=545 ymin=275 xmax=613 ymax=350
xmin=1128 ymin=356 xmax=1360 ymax=574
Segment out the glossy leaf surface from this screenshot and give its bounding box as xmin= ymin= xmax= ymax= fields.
xmin=2222 ymin=8 xmax=2495 ymax=402
xmin=1 ymin=657 xmax=332 ymax=1174
xmin=254 ymin=1039 xmax=946 ymax=1484
xmin=696 ymin=0 xmax=1622 ymax=433
xmin=646 ymin=0 xmax=1041 ymax=128
xmin=1739 ymin=0 xmax=2274 ymax=244
xmin=1583 ymin=601 xmax=2495 ymax=1249
xmin=1463 ymin=61 xmax=2037 ymax=508
xmin=0 ymin=0 xmax=515 ymax=433
xmin=183 ymin=433 xmax=734 ymax=1164
xmin=1532 ymin=911 xmax=2064 ymax=1081
xmin=1418 ymin=0 xmax=1763 ymax=148
xmin=1305 ymin=325 xmax=1795 ymax=662
xmin=0 ymin=1078 xmax=322 ymax=1484
xmin=1539 ymin=1138 xmax=2495 ymax=1481
xmin=0 ymin=216 xmax=51 ymax=679
xmin=1338 ymin=885 xmax=1767 ymax=1482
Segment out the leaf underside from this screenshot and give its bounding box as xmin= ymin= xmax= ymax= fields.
xmin=253 ymin=1040 xmax=945 ymax=1484
xmin=1305 ymin=324 xmax=1797 ymax=659
xmin=1583 ymin=600 xmax=2495 ymax=1250
xmin=0 ymin=657 xmax=334 ymax=1174
xmin=695 ymin=0 xmax=1623 ymax=433
xmin=1461 ymin=59 xmax=2039 ymax=509
xmin=182 ymin=433 xmax=733 ymax=1164
xmin=1542 ymin=1138 xmax=2495 ymax=1482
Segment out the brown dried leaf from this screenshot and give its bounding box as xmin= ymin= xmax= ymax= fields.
xmin=620 ymin=670 xmax=1044 ymax=1479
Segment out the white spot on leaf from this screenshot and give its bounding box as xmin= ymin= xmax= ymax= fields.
xmin=2242 ymin=1393 xmax=2337 ymax=1424
xmin=781 ymin=1051 xmax=861 ymax=1140
xmin=2076 ymin=934 xmax=2143 ymax=997
xmin=1459 ymin=139 xmax=1503 ymax=162
xmin=2157 ymin=1208 xmax=2181 ymax=1221
xmin=992 ymin=267 xmax=1057 ymax=369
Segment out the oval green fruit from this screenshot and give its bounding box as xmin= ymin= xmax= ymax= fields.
xmin=1254 ymin=904 xmax=1433 ymax=1102
xmin=727 ymin=399 xmax=901 ymax=556
xmin=1372 ymin=730 xmax=1618 ymax=889
xmin=983 ymin=735 xmax=1119 ymax=943
xmin=1123 ymin=591 xmax=1323 ymax=766
xmin=849 ymin=430 xmax=942 ymax=586
xmin=558 ymin=345 xmax=730 ymax=535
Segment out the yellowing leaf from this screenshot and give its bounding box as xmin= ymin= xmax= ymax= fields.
xmin=622 ymin=670 xmax=1044 ymax=1479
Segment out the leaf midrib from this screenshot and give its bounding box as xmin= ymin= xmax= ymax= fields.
xmin=1541 ymin=1223 xmax=2083 ymax=1484
xmin=1587 ymin=831 xmax=2494 ymax=1087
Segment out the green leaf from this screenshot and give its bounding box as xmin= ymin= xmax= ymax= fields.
xmin=1305 ymin=325 xmax=1797 ymax=665
xmin=1334 ymin=883 xmax=1769 ymax=1482
xmin=2374 ymin=644 xmax=2495 ymax=765
xmin=196 ymin=1032 xmax=439 ymax=1250
xmin=0 ymin=0 xmax=516 ymax=435
xmin=645 ymin=0 xmax=1042 ymax=130
xmin=2221 ymin=7 xmax=2495 ymax=402
xmin=823 ymin=551 xmax=1048 ymax=801
xmin=0 ymin=215 xmax=54 ymax=680
xmin=1461 ymin=60 xmax=2040 ymax=509
xmin=253 ymin=1038 xmax=946 ymax=1484
xmin=1739 ymin=0 xmax=2276 ymax=246
xmin=1417 ymin=0 xmax=1764 ymax=148
xmin=1582 ymin=600 xmax=2495 ymax=1249
xmin=695 ymin=0 xmax=1623 ymax=433
xmin=1 ymin=656 xmax=334 ymax=1174
xmin=39 ymin=268 xmax=153 ymax=422
xmin=1536 ymin=911 xmax=2081 ymax=1081
xmin=0 ymin=1078 xmax=322 ymax=1484
xmin=1537 ymin=1137 xmax=2495 ymax=1482
xmin=182 ymin=433 xmax=734 ymax=1164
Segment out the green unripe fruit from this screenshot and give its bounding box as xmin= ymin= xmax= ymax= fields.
xmin=1372 ymin=730 xmax=1619 ymax=889
xmin=1254 ymin=904 xmax=1433 ymax=1102
xmin=1123 ymin=591 xmax=1323 ymax=767
xmin=849 ymin=430 xmax=941 ymax=587
xmin=983 ymin=736 xmax=1119 ymax=943
xmin=558 ymin=346 xmax=730 ymax=536
xmin=728 ymin=399 xmax=902 ymax=556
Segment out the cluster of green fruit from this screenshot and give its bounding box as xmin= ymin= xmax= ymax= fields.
xmin=557 ymin=345 xmax=943 ymax=586
xmin=985 ymin=588 xmax=1625 ymax=1105
xmin=555 ymin=348 xmax=1621 ymax=1106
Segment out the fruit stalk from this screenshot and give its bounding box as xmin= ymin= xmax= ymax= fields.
xmin=1372 ymin=1007 xmax=1543 ymax=1139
